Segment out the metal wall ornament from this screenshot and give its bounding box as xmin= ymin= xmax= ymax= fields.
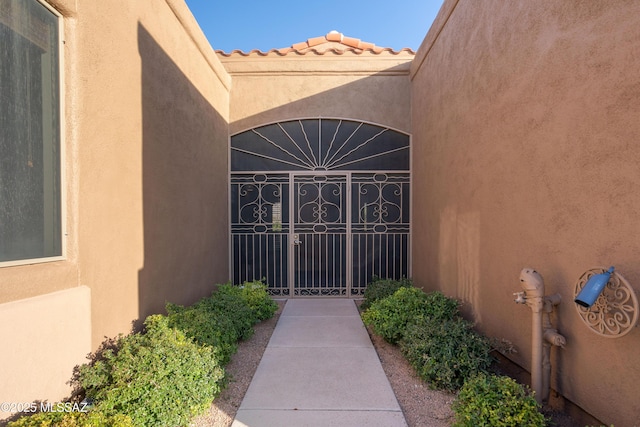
xmin=573 ymin=267 xmax=639 ymax=338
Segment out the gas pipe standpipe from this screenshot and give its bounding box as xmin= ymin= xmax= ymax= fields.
xmin=516 ymin=268 xmax=565 ymax=404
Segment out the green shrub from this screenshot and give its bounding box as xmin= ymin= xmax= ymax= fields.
xmin=75 ymin=315 xmax=225 ymax=427
xmin=452 ymin=373 xmax=547 ymax=427
xmin=12 ymin=282 xmax=279 ymax=427
xmin=361 ymin=288 xmax=458 ymax=344
xmin=360 ymin=277 xmax=413 ymax=310
xmin=166 ymin=301 xmax=240 ymax=365
xmin=217 ymin=280 xmax=278 ymax=322
xmin=7 ymin=410 xmax=134 ymax=427
xmin=421 ymin=290 xmax=460 ymax=321
xmin=400 ymin=317 xmax=493 ymax=391
xmin=166 ymin=288 xmax=255 ymax=365
xmin=166 ymin=281 xmax=276 ymax=367
xmin=361 ymin=287 xmax=427 ymax=343
xmin=192 ymin=290 xmax=256 ymax=340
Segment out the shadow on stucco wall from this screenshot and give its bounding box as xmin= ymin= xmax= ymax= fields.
xmin=227 ymin=65 xmax=412 ymax=137
xmin=137 ymin=23 xmax=229 ymax=323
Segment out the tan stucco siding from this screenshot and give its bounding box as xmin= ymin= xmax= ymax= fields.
xmin=411 ymin=0 xmax=640 ymax=425
xmin=222 ymin=56 xmax=412 ymax=134
xmin=0 ymin=0 xmax=230 ymax=414
xmin=71 ymin=0 xmax=231 ymax=347
xmin=0 ymin=287 xmax=91 ymax=420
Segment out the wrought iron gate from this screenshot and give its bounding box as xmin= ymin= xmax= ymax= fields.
xmin=230 ymin=119 xmax=410 ymax=296
xmin=293 ymin=174 xmax=348 ymax=295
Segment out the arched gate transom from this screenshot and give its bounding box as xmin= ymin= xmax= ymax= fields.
xmin=230 ymin=118 xmax=410 ymax=296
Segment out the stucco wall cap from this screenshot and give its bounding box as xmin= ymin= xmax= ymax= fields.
xmin=216 ymin=31 xmax=415 ymax=57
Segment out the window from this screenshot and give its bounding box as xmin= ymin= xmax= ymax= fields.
xmin=0 ymin=0 xmax=62 ymax=264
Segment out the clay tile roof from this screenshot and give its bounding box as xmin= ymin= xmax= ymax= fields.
xmin=216 ymin=30 xmax=415 ymax=57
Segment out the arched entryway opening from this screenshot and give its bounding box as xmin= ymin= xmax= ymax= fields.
xmin=230 ymin=118 xmax=410 ymax=296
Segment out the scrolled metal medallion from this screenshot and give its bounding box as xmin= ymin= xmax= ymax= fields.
xmin=574 ymin=267 xmax=639 ymax=338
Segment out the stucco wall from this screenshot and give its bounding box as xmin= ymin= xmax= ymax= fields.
xmin=222 ymin=55 xmax=413 ymax=135
xmin=73 ymin=0 xmax=230 ymax=345
xmin=0 ymin=0 xmax=230 ymax=415
xmin=0 ymin=287 xmax=91 ymax=420
xmin=411 ymin=0 xmax=640 ymax=425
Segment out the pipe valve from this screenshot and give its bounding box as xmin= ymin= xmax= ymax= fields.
xmin=516 ymin=267 xmax=565 ymax=404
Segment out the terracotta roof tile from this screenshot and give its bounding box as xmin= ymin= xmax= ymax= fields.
xmin=341 ymin=36 xmax=361 ymax=48
xmin=306 ymin=36 xmax=326 ymax=47
xmin=291 ymin=41 xmax=308 ymax=50
xmin=360 ymin=41 xmax=375 ymax=49
xmin=326 ymin=31 xmax=342 ymax=42
xmin=216 ymin=31 xmax=415 ymax=57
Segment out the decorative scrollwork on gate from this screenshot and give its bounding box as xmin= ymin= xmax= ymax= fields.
xmin=231 ymin=119 xmax=411 ymax=296
xmin=233 ymin=174 xmax=287 ymax=232
xmin=351 ymin=173 xmax=410 ymax=295
xmin=353 ymin=173 xmax=409 ymax=230
xmin=297 ymin=288 xmax=346 ymax=296
xmin=357 ymin=174 xmax=404 ymax=226
xmin=293 ymin=175 xmax=347 ymax=293
xmin=231 ymin=174 xmax=289 ymax=294
xmin=297 ymin=183 xmax=343 ymax=224
xmin=574 ymin=267 xmax=639 ymax=338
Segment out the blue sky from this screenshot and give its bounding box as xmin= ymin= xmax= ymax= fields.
xmin=184 ymin=0 xmax=445 ymax=53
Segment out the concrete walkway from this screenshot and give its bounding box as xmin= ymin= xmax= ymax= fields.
xmin=231 ymin=299 xmax=407 ymax=427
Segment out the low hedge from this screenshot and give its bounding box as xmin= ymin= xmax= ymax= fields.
xmin=400 ymin=317 xmax=493 ymax=391
xmin=362 ymin=284 xmax=489 ymax=390
xmin=360 ymin=277 xmax=413 ymax=310
xmin=8 ymin=281 xmax=277 ymax=427
xmin=166 ymin=291 xmax=254 ymax=366
xmin=217 ymin=281 xmax=279 ymax=322
xmin=166 ymin=281 xmax=277 ymax=365
xmin=452 ymin=373 xmax=547 ymax=427
xmin=74 ymin=315 xmax=225 ymax=427
xmin=361 ymin=279 xmax=546 ymax=423
xmin=361 ymin=287 xmax=458 ymax=344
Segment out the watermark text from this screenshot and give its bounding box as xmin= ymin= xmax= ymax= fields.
xmin=1 ymin=401 xmax=89 ymax=413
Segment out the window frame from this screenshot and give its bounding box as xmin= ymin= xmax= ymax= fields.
xmin=0 ymin=0 xmax=66 ymax=268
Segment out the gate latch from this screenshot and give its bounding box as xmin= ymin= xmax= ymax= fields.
xmin=293 ymin=234 xmax=302 ymax=245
